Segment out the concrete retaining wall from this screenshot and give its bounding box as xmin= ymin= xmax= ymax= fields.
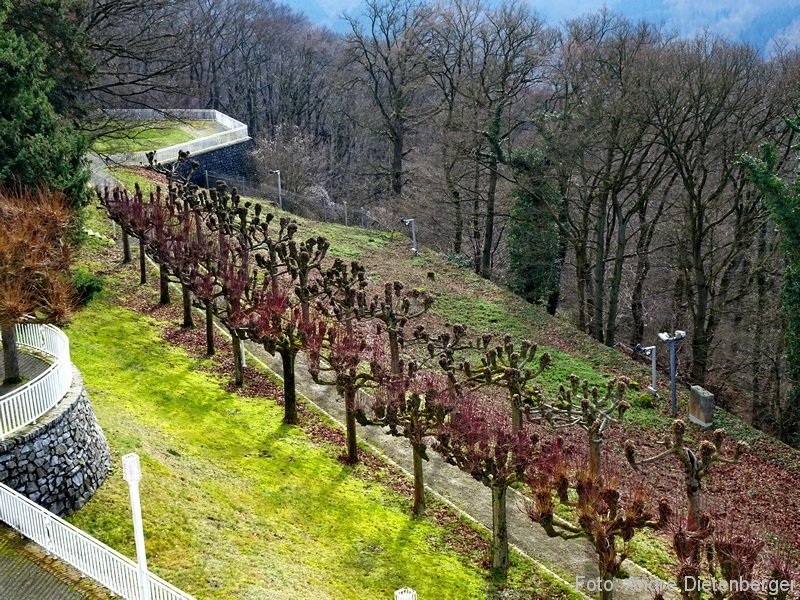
xmin=0 ymin=367 xmax=110 ymax=516
xmin=102 ymin=108 xmax=250 ymax=166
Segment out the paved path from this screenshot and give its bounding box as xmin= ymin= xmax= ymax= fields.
xmin=0 ymin=353 xmax=50 ymax=396
xmin=0 ymin=525 xmax=103 ymax=600
xmin=243 ymin=339 xmax=678 ymax=600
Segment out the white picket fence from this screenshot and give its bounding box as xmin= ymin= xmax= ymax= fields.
xmin=0 ymin=324 xmax=73 ymax=440
xmin=0 ymin=482 xmax=195 ymax=600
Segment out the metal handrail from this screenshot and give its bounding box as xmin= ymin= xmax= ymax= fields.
xmin=0 ymin=482 xmax=195 ymax=600
xmin=0 ymin=324 xmax=73 ymax=439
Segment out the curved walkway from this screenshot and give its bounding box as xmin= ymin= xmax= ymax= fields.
xmin=242 ymin=339 xmax=678 ymax=600
xmin=0 ymin=353 xmax=50 ymax=396
xmin=0 ymin=525 xmax=104 ymax=600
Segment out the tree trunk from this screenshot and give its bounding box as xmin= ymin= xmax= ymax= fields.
xmin=391 ymin=130 xmax=404 ymax=196
xmin=589 ymin=429 xmax=601 ymax=479
xmin=1 ymin=325 xmax=21 ymax=385
xmin=122 ymin=230 xmax=131 ymax=263
xmin=181 ymin=284 xmax=194 ymax=328
xmin=604 ymin=213 xmax=626 ymax=348
xmin=575 ymin=244 xmax=589 ymax=333
xmin=159 ymin=265 xmax=170 ymax=305
xmin=231 ymin=331 xmax=244 ymax=387
xmin=412 ymin=444 xmax=425 ymax=516
xmin=491 ymin=484 xmax=510 ymax=578
xmin=592 ymin=193 xmax=608 ymax=343
xmin=205 ymin=301 xmax=215 ymax=356
xmin=686 ymin=474 xmax=702 ymax=531
xmin=344 ymin=388 xmax=359 ymax=465
xmin=480 ymin=155 xmax=498 ymax=280
xmin=138 ymin=239 xmax=146 ymax=285
xmin=281 ymin=346 xmax=298 ymax=425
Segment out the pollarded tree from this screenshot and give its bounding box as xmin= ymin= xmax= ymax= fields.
xmin=240 ymin=232 xmax=330 ymax=424
xmin=0 ymin=188 xmax=74 ymax=384
xmin=527 ymin=440 xmax=669 ymax=600
xmin=458 ymin=333 xmax=551 ymax=433
xmin=533 ymin=373 xmax=630 ymax=479
xmin=624 ymin=420 xmax=747 ymax=532
xmin=357 ymin=365 xmax=457 ymax=515
xmin=305 ymin=317 xmax=379 ymax=466
xmin=434 ymin=394 xmax=538 ymax=577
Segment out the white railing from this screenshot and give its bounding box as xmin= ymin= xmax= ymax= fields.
xmin=0 ymin=324 xmax=73 ymax=439
xmin=0 ymin=482 xmax=195 ymax=600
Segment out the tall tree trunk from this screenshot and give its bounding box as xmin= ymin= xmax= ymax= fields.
xmin=490 ymin=484 xmax=509 ymax=578
xmin=480 ymin=156 xmax=498 ymax=279
xmin=752 ymin=223 xmax=769 ymax=430
xmin=412 ymin=444 xmax=425 ymax=516
xmin=159 ymin=265 xmax=170 ymax=305
xmin=181 ymin=284 xmax=194 ymax=328
xmin=604 ymin=214 xmax=627 ymax=348
xmin=344 ymin=387 xmax=359 ymax=465
xmin=205 ymin=301 xmax=215 ymax=356
xmin=231 ymin=331 xmax=244 ymax=386
xmin=592 ymin=193 xmax=608 ymax=343
xmin=391 ymin=130 xmax=404 ymax=196
xmin=280 ymin=345 xmax=298 ymax=425
xmin=575 ymin=244 xmax=589 ymax=333
xmin=1 ymin=326 xmax=21 ymax=385
xmin=122 ymin=230 xmax=131 ymax=263
xmin=138 ymin=239 xmax=147 ymax=285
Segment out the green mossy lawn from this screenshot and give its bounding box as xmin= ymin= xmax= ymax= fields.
xmin=66 ymin=298 xmax=577 ymax=599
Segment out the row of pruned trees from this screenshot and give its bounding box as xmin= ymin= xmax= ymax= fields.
xmin=99 ymin=176 xmax=795 ymax=598
xmin=35 ymin=0 xmax=800 ymax=444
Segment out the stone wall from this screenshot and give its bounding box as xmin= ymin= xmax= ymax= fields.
xmin=0 ymin=367 xmax=110 ymax=516
xmin=184 ymin=138 xmax=257 ymax=185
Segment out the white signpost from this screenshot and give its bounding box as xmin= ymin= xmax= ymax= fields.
xmin=123 ymin=453 xmax=152 ymax=600
xmin=394 ymin=588 xmax=417 ymax=600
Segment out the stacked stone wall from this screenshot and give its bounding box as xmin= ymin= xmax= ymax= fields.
xmin=0 ymin=367 xmax=110 ymax=516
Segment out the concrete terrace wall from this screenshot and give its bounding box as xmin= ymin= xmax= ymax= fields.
xmin=0 ymin=367 xmax=110 ymax=517
xmin=102 ymin=108 xmax=250 ymax=166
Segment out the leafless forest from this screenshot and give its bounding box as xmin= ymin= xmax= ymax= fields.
xmin=84 ymin=0 xmax=800 ymax=442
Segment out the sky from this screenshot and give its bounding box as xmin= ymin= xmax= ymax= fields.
xmin=283 ymin=0 xmax=800 ymax=54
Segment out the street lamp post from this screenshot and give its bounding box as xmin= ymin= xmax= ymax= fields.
xmin=657 ymin=330 xmax=686 ymax=417
xmin=122 ymin=453 xmax=151 ymax=600
xmin=634 ymin=344 xmax=658 ymax=396
xmin=269 ymin=169 xmax=283 ymax=210
xmin=400 ymin=218 xmax=418 ymax=256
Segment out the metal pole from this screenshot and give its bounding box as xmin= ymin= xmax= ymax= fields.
xmin=276 ymin=170 xmax=282 ymax=210
xmin=410 ymin=220 xmax=418 ymax=256
xmin=651 ymin=347 xmax=657 ymax=396
xmin=669 ymin=339 xmax=677 ymax=417
xmin=344 ymin=201 xmax=348 ymax=226
xmin=360 ymin=207 xmax=365 ymax=228
xmin=204 ymin=169 xmax=209 ymax=189
xmin=122 ymin=454 xmax=151 ymax=600
xmin=240 ymin=338 xmax=246 ymax=368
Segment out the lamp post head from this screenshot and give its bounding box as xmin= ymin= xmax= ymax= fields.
xmin=658 ymin=332 xmax=671 ymax=343
xmin=674 ymin=330 xmax=687 ymax=340
xmin=122 ymin=453 xmax=142 ymax=484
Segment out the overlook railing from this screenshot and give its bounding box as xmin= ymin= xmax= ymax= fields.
xmin=0 ymin=324 xmax=73 ymax=440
